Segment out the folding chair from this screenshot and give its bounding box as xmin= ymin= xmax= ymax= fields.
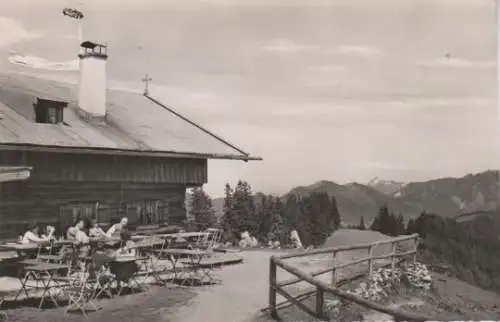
xmin=63 ymin=268 xmax=99 ymax=317
xmin=206 ymin=229 xmax=222 ymax=250
xmin=87 ymin=253 xmax=114 ymax=299
xmin=135 ymin=237 xmax=166 ymax=286
xmin=0 ymin=290 xmax=8 ymax=322
xmin=38 ymin=242 xmax=73 ymax=265
xmin=109 ymin=259 xmax=143 ymax=296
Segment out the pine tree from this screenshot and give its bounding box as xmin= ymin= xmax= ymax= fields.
xmin=358 ymin=216 xmax=366 ymax=230
xmin=406 ymin=218 xmax=416 ymax=234
xmin=232 ymin=180 xmax=257 ymax=236
xmin=307 ymin=192 xmax=331 ymax=246
xmin=378 ymin=205 xmax=392 ymax=235
xmin=257 ymin=194 xmax=273 ymax=242
xmin=370 ymin=216 xmax=380 ymax=231
xmin=271 ymin=197 xmax=285 ymax=241
xmin=189 ymin=187 xmax=217 ymax=231
xmin=221 ymin=183 xmax=236 ymax=241
xmin=396 ymin=213 xmax=406 ymax=235
xmin=283 ymin=194 xmax=301 ymax=246
xmin=330 ymin=196 xmax=341 ymax=230
xmin=371 ymin=205 xmax=400 ymax=236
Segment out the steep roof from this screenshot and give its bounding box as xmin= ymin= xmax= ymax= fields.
xmin=0 ymin=73 xmax=259 ymax=161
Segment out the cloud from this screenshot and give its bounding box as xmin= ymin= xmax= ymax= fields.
xmin=359 ymin=161 xmax=417 ymax=171
xmin=259 ymin=38 xmax=313 ymax=54
xmin=8 ymin=53 xmax=79 ymax=71
xmin=0 ymin=17 xmax=42 ymax=48
xmin=331 ymin=45 xmax=383 ymax=59
xmin=423 ymin=57 xmax=495 ymax=69
xmin=307 ymin=65 xmax=345 ymax=72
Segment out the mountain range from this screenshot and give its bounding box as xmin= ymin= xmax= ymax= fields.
xmin=211 ymin=170 xmax=499 ymax=224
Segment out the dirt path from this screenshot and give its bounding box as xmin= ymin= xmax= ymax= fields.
xmin=170 ymin=249 xmax=375 ymax=322
xmin=172 ymin=251 xmax=280 ymax=322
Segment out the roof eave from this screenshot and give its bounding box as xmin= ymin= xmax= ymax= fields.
xmin=0 ymin=143 xmax=263 ymax=161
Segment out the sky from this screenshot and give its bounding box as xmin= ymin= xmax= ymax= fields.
xmin=0 ymin=0 xmax=498 ymax=197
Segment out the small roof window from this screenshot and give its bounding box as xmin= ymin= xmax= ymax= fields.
xmin=33 ymin=97 xmax=68 ymax=125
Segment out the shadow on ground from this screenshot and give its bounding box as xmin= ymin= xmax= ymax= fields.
xmin=2 ymin=285 xmax=196 ymax=322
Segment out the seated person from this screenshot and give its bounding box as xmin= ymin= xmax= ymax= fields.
xmin=67 ymin=220 xmax=89 ymax=244
xmin=106 ymin=217 xmax=128 ymax=238
xmin=89 ymin=219 xmax=107 ymax=239
xmin=114 ymin=229 xmax=136 ymax=257
xmin=21 ymin=224 xmax=48 ymax=244
xmin=67 ymin=220 xmax=91 ymax=259
xmin=41 ymin=225 xmax=56 ymax=240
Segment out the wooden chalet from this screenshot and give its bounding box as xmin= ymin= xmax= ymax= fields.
xmin=0 ymin=41 xmax=260 ymax=239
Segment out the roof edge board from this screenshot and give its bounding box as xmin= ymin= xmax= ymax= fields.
xmin=144 ymin=94 xmax=252 ymax=157
xmin=0 ymin=143 xmax=263 ymax=161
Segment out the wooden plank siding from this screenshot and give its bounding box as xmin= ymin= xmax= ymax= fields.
xmin=0 ymin=151 xmax=207 ymax=184
xmin=0 ymin=150 xmax=207 ymax=239
xmin=0 ymin=181 xmax=187 ymax=239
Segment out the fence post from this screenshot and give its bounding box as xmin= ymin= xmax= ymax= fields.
xmin=331 ymin=251 xmax=337 ymax=286
xmin=315 ymin=287 xmax=325 ymax=320
xmin=368 ymin=245 xmax=374 ymax=276
xmin=269 ymin=257 xmax=277 ymax=319
xmin=413 ymin=236 xmax=419 ymax=263
xmin=391 ymin=242 xmax=397 ymax=268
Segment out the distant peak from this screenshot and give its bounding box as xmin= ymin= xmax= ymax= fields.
xmin=308 ymin=180 xmax=339 ymax=189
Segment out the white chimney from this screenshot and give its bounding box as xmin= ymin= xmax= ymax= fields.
xmin=78 ymin=41 xmax=108 ymax=118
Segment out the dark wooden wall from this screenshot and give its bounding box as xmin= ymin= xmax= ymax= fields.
xmin=0 ymin=150 xmax=208 ymax=239
xmin=0 ymin=151 xmax=207 ymax=185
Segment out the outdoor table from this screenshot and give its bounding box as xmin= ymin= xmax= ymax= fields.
xmin=37 ymin=239 xmax=75 ymax=263
xmin=130 ymin=240 xmax=167 ymax=286
xmin=0 ymin=243 xmax=44 ymax=258
xmin=15 ymin=262 xmax=69 ymax=309
xmin=0 ymin=240 xmax=74 ymax=259
xmin=132 ymin=239 xmax=166 ymax=253
xmin=159 ymin=249 xmax=212 ymax=286
xmin=109 ymin=256 xmax=147 ymax=295
xmin=89 ymin=237 xmax=120 ymax=247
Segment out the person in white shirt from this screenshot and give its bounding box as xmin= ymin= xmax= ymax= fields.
xmin=41 ymin=225 xmax=55 ymax=240
xmin=89 ymin=219 xmax=107 ymax=238
xmin=67 ymin=220 xmax=90 ymax=244
xmin=21 ymin=225 xmax=48 ymax=244
xmin=106 ymin=217 xmax=128 ymax=238
xmin=67 ymin=220 xmax=91 ymax=258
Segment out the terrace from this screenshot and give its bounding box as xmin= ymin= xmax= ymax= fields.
xmin=0 ymin=227 xmax=242 ymax=321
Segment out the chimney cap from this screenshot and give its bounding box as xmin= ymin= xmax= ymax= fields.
xmin=79 ymin=41 xmax=108 ymax=59
xmin=80 ymin=41 xmax=106 ymax=49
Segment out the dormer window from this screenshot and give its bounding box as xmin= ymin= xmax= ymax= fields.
xmin=33 ymin=98 xmax=68 ymax=124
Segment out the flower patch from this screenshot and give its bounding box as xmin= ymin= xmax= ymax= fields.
xmin=325 ymin=261 xmax=433 ymax=317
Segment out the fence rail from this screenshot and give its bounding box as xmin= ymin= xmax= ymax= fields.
xmin=268 ymin=233 xmax=431 ymax=321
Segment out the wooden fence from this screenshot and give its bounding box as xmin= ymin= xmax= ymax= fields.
xmin=268 ymin=233 xmax=431 ymax=321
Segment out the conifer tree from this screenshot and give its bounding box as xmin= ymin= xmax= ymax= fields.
xmin=189 ymin=187 xmax=217 ymax=231
xmin=358 ymin=216 xmax=366 ymax=230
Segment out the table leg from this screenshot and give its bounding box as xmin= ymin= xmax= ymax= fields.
xmin=138 ymin=258 xmax=152 ymax=287
xmin=14 ymin=271 xmax=34 ymax=301
xmin=148 ymin=256 xmax=165 ymax=286
xmin=38 ymin=271 xmax=59 ymax=309
xmin=169 ymin=256 xmax=179 ymax=281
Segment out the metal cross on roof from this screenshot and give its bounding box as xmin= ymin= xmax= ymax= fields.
xmin=142 ymin=74 xmax=152 ymax=95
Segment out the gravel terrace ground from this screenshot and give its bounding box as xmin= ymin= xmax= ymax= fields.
xmin=3 ymin=284 xmax=196 ymax=322
xmin=0 ymin=230 xmax=402 ymax=321
xmin=0 ymin=249 xmax=380 ymax=322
